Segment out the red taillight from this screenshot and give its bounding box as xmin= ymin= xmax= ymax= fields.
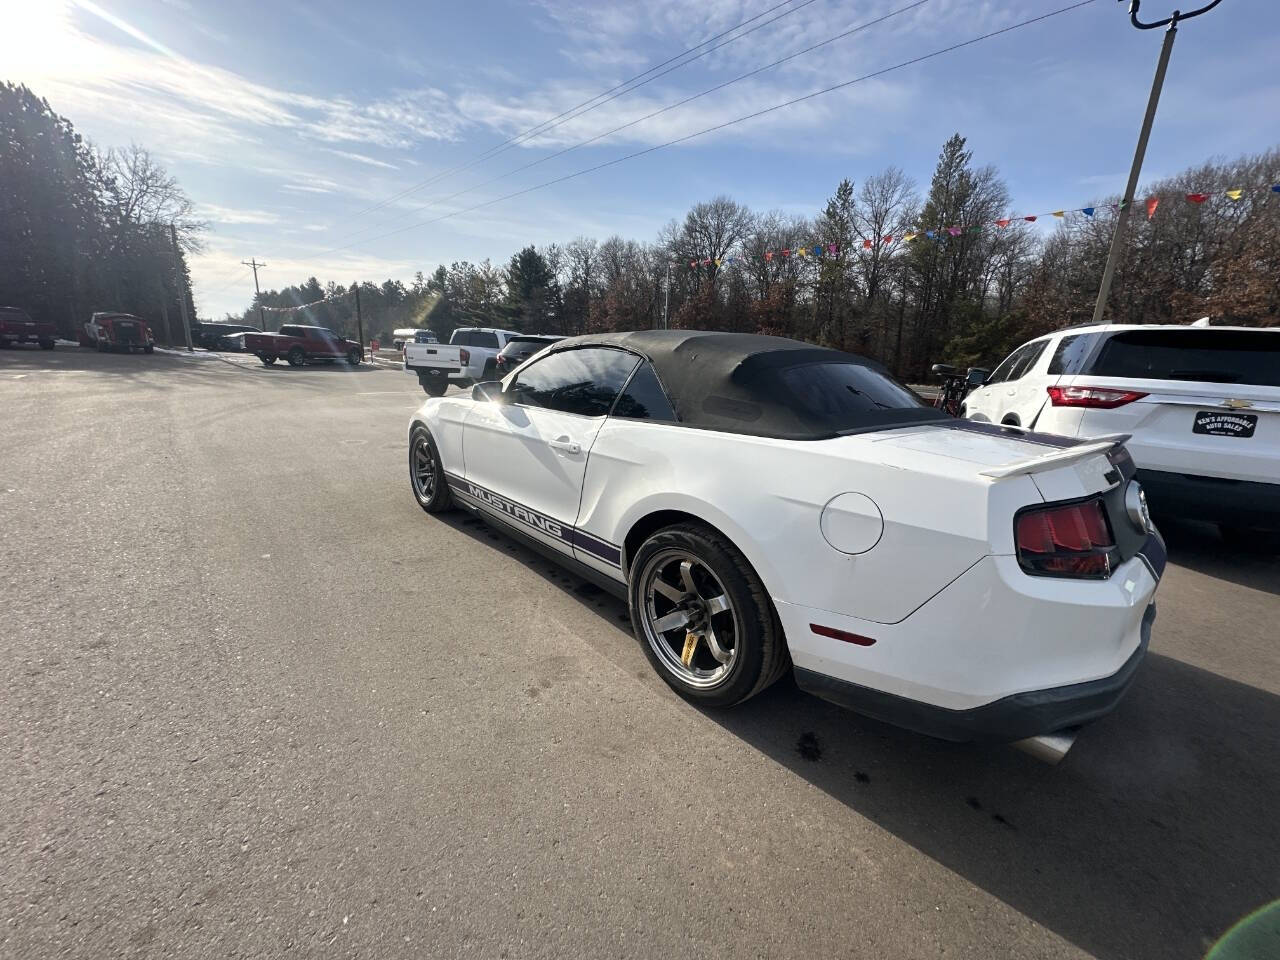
xmin=459 ymin=348 xmax=470 ymax=364
xmin=1015 ymin=499 xmax=1115 ymax=578
xmin=1046 ymin=386 xmax=1147 ymax=408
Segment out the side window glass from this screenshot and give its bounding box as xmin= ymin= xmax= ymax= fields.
xmin=1047 ymin=334 xmax=1091 ymax=375
xmin=986 ymin=346 xmax=1024 ymax=385
xmin=612 ymin=362 xmax=678 ymax=421
xmin=1009 ymin=340 xmax=1048 ymax=381
xmin=508 ymin=348 xmax=639 ymax=417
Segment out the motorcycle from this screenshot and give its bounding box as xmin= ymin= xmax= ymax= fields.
xmin=931 ymin=363 xmax=989 ymax=417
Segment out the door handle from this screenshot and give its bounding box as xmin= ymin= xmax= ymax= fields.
xmin=549 ymin=436 xmax=581 ymax=454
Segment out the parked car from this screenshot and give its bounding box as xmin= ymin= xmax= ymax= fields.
xmin=197 ymin=322 xmax=259 ymax=351
xmin=0 ymin=306 xmax=55 ymax=350
xmin=392 ymin=328 xmax=436 ymax=350
xmin=242 ymin=324 xmax=364 ymax=367
xmin=447 ymin=327 xmax=521 ymax=382
xmin=403 ymin=326 xmax=521 ymax=395
xmin=403 ymin=339 xmax=464 ymax=396
xmin=962 ymin=323 xmax=1280 ymax=540
xmin=79 ymin=312 xmax=154 ymax=353
xmin=217 ymin=331 xmax=253 ymax=352
xmin=407 ymin=331 xmax=1165 ymax=761
xmin=494 ymin=334 xmax=563 ymax=374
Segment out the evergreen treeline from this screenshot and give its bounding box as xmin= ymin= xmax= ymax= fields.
xmin=245 ymin=135 xmax=1278 ymax=378
xmin=0 ymin=84 xmax=200 ymax=344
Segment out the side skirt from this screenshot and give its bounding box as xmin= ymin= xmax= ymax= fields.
xmin=459 ymin=500 xmax=629 ymax=601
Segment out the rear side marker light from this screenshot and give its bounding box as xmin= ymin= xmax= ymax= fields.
xmin=810 ymin=624 xmax=876 ymax=646
xmin=1015 ymin=498 xmax=1115 ymax=578
xmin=1047 ymin=386 xmax=1147 ymax=408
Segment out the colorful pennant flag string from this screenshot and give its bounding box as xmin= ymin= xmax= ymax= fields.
xmin=678 ymin=184 xmax=1278 ymax=271
xmin=258 ymin=291 xmax=351 ymax=313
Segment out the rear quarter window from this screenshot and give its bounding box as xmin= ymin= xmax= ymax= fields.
xmin=1047 ymin=334 xmax=1092 ymax=375
xmin=1087 ymin=330 xmax=1280 ymax=387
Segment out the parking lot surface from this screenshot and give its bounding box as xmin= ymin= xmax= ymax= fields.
xmin=2 ymin=348 xmax=1277 ymax=959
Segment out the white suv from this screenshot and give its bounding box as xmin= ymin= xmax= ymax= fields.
xmin=963 ymin=323 xmax=1280 ymax=538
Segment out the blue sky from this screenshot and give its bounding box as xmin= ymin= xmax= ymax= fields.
xmin=3 ymin=0 xmax=1276 ymax=319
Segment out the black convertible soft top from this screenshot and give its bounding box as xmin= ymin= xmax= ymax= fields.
xmin=543 ymin=330 xmax=947 ymax=440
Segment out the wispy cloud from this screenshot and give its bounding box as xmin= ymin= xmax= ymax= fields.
xmin=4 ymin=1 xmax=470 ymax=160
xmin=198 ymin=203 xmax=283 ymax=225
xmin=321 ymin=148 xmax=400 ymax=170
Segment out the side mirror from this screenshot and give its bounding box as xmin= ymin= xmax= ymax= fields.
xmin=966 ymin=367 xmax=989 ymax=386
xmin=471 ymin=381 xmax=505 ymax=403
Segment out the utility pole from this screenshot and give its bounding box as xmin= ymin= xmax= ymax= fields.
xmin=1090 ymin=0 xmax=1224 ymax=326
xmin=169 ymin=223 xmax=194 ymax=351
xmin=242 ymin=257 xmax=267 ymax=332
xmin=353 ymin=283 xmax=364 ymax=352
xmin=661 ymin=262 xmax=671 ymax=330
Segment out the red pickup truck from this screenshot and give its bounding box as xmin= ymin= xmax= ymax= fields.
xmin=242 ymin=324 xmax=364 ymax=367
xmin=0 ymin=306 xmax=56 ymax=350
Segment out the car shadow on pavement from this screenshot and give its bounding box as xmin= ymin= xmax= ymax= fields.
xmin=1157 ymin=516 xmax=1280 ymax=597
xmin=708 ymin=658 xmax=1280 ymax=960
xmin=437 ymin=509 xmax=1280 ymax=960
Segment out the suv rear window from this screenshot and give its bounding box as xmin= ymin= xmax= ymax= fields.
xmin=1087 ymin=330 xmax=1280 ymax=386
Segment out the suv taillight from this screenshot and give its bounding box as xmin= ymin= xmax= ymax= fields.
xmin=1015 ymin=498 xmax=1115 ymax=579
xmin=459 ymin=348 xmax=470 ymax=364
xmin=1046 ymin=386 xmax=1147 ymax=408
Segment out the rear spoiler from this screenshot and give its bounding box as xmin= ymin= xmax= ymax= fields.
xmin=979 ymin=434 xmax=1131 ymax=479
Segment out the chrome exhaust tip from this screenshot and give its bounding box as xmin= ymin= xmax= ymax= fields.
xmin=1012 ymin=729 xmax=1078 ymax=764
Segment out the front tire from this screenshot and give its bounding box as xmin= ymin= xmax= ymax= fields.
xmin=628 ymin=523 xmax=788 ymax=707
xmin=409 ymin=425 xmax=453 ymax=513
xmin=346 ymin=348 xmax=362 ymax=366
xmin=259 ymin=353 xmax=277 ymax=366
xmin=287 ymin=347 xmax=306 ymax=367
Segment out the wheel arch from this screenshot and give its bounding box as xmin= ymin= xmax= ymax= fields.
xmin=619 ymin=502 xmax=784 ymax=605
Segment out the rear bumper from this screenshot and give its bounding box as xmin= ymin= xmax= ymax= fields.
xmin=795 ymin=603 xmax=1155 ymax=742
xmin=1139 ymin=469 xmax=1280 ymax=529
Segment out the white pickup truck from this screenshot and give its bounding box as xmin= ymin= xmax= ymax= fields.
xmin=404 ymin=326 xmax=521 ymax=396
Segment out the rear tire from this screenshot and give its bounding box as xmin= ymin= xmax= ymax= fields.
xmin=347 ymin=348 xmax=362 ymax=366
xmin=260 ymin=353 xmax=277 ymax=366
xmin=287 ymin=347 xmax=306 ymax=367
xmin=409 ymin=424 xmax=453 ymax=513
xmin=420 ymin=378 xmax=448 ymax=397
xmin=628 ymin=522 xmax=788 ymax=707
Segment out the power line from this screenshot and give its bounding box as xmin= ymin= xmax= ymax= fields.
xmin=322 ymin=0 xmax=1100 ymax=257
xmin=333 ymin=0 xmax=932 ymax=251
xmin=334 ymin=0 xmax=817 ymax=224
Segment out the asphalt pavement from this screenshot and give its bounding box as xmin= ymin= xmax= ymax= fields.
xmin=2 ymin=346 xmax=1277 ymax=960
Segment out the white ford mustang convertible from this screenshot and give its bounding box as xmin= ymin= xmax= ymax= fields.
xmin=408 ymin=331 xmax=1165 ymax=758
